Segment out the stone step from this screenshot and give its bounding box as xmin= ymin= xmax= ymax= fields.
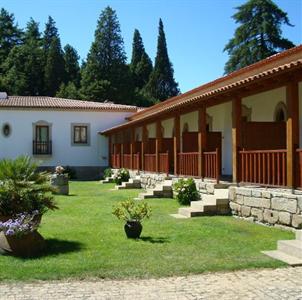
xmin=178 ymin=207 xmax=205 ymax=218
xmin=261 ymin=250 xmax=302 ymax=266
xmin=277 ymin=240 xmax=302 ymax=259
xmin=100 ymin=177 xmax=114 ymax=184
xmin=296 ymin=230 xmax=302 ymax=241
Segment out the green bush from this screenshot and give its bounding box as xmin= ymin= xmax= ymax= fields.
xmin=103 ymin=168 xmax=113 ymax=179
xmin=112 ymin=199 xmax=151 ymax=222
xmin=114 ymin=168 xmax=130 ymax=185
xmin=0 ymin=156 xmax=58 ymax=216
xmin=173 ymin=178 xmax=199 ymax=205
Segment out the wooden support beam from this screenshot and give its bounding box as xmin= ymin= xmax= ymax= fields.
xmin=108 ymin=135 xmax=112 ymax=167
xmin=198 ymin=106 xmax=207 ymax=178
xmin=155 ymin=120 xmax=162 ymax=173
xmin=232 ymin=97 xmax=242 ymax=183
xmin=130 ymin=128 xmax=135 ymax=169
xmin=173 ymin=114 xmax=180 ymax=175
xmin=141 ymin=125 xmax=147 ymax=171
xmin=286 ymin=82 xmax=299 ymax=188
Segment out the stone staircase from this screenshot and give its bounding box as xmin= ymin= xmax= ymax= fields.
xmin=115 ymin=177 xmax=141 ymax=190
xmin=177 ymin=188 xmax=230 ymax=218
xmin=100 ymin=176 xmax=114 ymax=184
xmin=135 ymin=180 xmax=173 ymax=200
xmin=262 ymin=230 xmax=302 ymax=266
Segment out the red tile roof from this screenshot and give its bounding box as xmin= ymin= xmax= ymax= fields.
xmin=101 ymin=45 xmax=302 ymax=134
xmin=0 ymin=96 xmax=139 ymax=112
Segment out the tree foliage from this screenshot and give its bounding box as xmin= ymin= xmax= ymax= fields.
xmin=81 ymin=6 xmax=134 ymax=104
xmin=63 ymin=44 xmax=81 ymax=87
xmin=224 ymin=0 xmax=295 ymax=74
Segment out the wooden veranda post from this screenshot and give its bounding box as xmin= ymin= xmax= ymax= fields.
xmin=141 ymin=125 xmax=147 ymax=171
xmin=174 ymin=115 xmax=180 ymax=175
xmin=108 ymin=134 xmax=112 ymax=168
xmin=198 ymin=105 xmax=207 ymax=178
xmin=130 ymin=128 xmax=135 ymax=169
xmin=120 ymin=131 xmax=124 ymax=168
xmin=156 ymin=120 xmax=162 ymax=173
xmin=232 ymin=97 xmax=242 ymax=183
xmin=286 ymin=82 xmax=299 ymax=188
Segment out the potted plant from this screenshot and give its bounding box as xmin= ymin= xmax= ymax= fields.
xmin=50 ymin=165 xmax=69 ymax=195
xmin=0 ymin=156 xmax=57 ymax=256
xmin=114 ymin=168 xmax=130 ymax=186
xmin=112 ymin=199 xmax=151 ymax=239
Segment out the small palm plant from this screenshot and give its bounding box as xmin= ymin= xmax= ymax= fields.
xmin=0 ymin=156 xmax=57 ymax=216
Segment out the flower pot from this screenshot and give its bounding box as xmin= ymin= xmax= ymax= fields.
xmin=0 ymin=231 xmax=45 ymax=257
xmin=50 ymin=174 xmax=69 ymax=195
xmin=124 ymin=221 xmax=142 ymax=239
xmin=0 ymin=214 xmax=42 ymax=225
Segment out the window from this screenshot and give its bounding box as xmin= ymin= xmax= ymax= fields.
xmin=74 ymin=126 xmax=87 ymax=144
xmin=274 ymin=102 xmax=287 ymax=122
xmin=71 ymin=123 xmax=90 ymax=146
xmin=33 ymin=123 xmax=52 ymax=155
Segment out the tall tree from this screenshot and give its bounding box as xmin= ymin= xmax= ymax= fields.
xmin=43 ymin=16 xmax=59 ymax=52
xmin=130 ymin=29 xmax=153 ymax=90
xmin=2 ymin=18 xmax=44 ymax=95
xmin=0 ymin=8 xmax=22 ymax=71
xmin=144 ymin=19 xmax=179 ymax=102
xmin=81 ymin=6 xmax=134 ymax=103
xmin=224 ymin=0 xmax=295 ymax=74
xmin=63 ymin=44 xmax=80 ymax=87
xmin=44 ymin=37 xmax=65 ymax=96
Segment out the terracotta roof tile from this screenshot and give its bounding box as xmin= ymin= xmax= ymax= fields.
xmin=0 ymin=96 xmax=139 ymax=112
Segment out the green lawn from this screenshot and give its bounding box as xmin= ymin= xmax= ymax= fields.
xmin=0 ymin=181 xmax=294 ymax=281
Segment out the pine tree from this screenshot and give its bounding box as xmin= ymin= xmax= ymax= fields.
xmin=44 ymin=37 xmax=65 ymax=96
xmin=224 ymin=0 xmax=295 ymax=74
xmin=43 ymin=16 xmax=59 ymax=52
xmin=56 ymin=82 xmax=80 ymax=99
xmin=63 ymin=44 xmax=80 ymax=87
xmin=2 ymin=18 xmax=44 ymax=95
xmin=0 ymin=8 xmax=22 ymax=71
xmin=130 ymin=29 xmax=153 ymax=90
xmin=144 ymin=19 xmax=179 ymax=102
xmin=80 ymin=6 xmax=134 ymax=103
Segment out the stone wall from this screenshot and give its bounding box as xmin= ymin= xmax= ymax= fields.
xmin=229 ymin=187 xmax=302 ymax=229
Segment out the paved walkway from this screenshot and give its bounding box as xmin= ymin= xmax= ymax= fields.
xmin=1 ymin=267 xmax=302 ymax=300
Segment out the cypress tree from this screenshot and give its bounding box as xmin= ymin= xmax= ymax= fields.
xmin=80 ymin=6 xmax=134 ymax=103
xmin=224 ymin=0 xmax=295 ymax=74
xmin=44 ymin=37 xmax=65 ymax=96
xmin=145 ymin=19 xmax=179 ymax=102
xmin=63 ymin=44 xmax=80 ymax=87
xmin=43 ymin=16 xmax=59 ymax=52
xmin=130 ymin=29 xmax=153 ymax=90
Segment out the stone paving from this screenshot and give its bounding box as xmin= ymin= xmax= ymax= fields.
xmin=1 ymin=267 xmax=302 ymax=300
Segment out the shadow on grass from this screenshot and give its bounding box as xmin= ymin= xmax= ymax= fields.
xmin=139 ymin=236 xmax=170 ymax=244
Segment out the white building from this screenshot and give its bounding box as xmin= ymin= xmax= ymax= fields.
xmin=0 ymin=96 xmax=138 ymax=179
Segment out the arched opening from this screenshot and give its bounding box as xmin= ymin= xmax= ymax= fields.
xmin=274 ymin=102 xmax=287 ymax=122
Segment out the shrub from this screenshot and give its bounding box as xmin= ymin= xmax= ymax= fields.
xmin=62 ymin=165 xmax=76 ymax=179
xmin=112 ymin=199 xmax=151 ymax=222
xmin=114 ymin=168 xmax=130 ymax=185
xmin=0 ymin=156 xmax=58 ymax=216
xmin=173 ymin=178 xmax=199 ymax=205
xmin=103 ymin=168 xmax=113 ymax=179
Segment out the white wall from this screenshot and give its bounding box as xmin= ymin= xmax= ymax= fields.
xmin=243 ymin=87 xmax=286 ymax=121
xmin=162 ymin=118 xmax=174 ymax=138
xmin=180 ymin=111 xmax=198 ymax=132
xmin=147 ymin=123 xmax=156 ymax=138
xmin=0 ymin=109 xmax=133 ymax=167
xmin=207 ymin=102 xmax=232 ymax=175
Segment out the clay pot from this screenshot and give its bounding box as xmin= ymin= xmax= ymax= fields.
xmin=124 ymin=221 xmax=143 ymax=239
xmin=0 ymin=231 xmax=45 ymax=257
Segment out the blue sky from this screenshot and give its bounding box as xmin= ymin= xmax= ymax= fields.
xmin=1 ymin=0 xmax=301 ymax=92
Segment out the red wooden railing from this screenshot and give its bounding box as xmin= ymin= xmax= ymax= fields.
xmin=122 ymin=154 xmax=132 ymax=169
xmin=159 ymin=152 xmax=169 ymax=174
xmin=111 ymin=154 xmax=121 ymax=168
xmin=144 ymin=154 xmax=156 ymax=172
xmin=178 ymin=152 xmax=199 ymax=177
xmin=204 ymin=148 xmax=220 ymax=182
xmin=240 ymin=149 xmax=287 ymax=186
xmin=133 ymin=152 xmax=140 ymax=170
xmin=296 ymin=149 xmax=302 ymax=188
